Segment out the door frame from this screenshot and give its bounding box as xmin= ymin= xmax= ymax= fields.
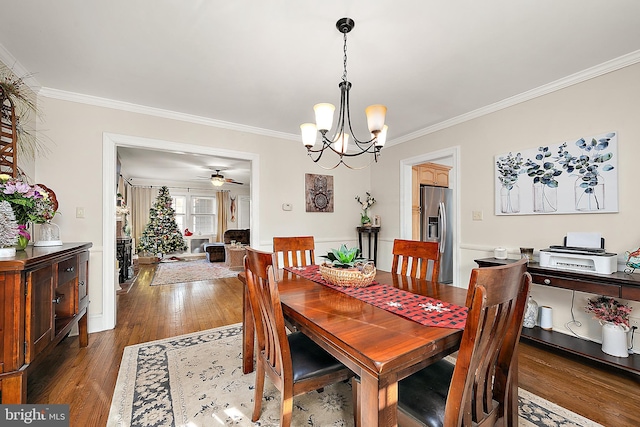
xmin=400 ymin=146 xmax=461 ymax=287
xmin=101 ymin=132 xmax=259 ymax=331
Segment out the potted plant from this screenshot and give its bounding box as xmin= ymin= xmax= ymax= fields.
xmin=585 ymin=296 xmax=632 ymax=357
xmin=355 ymin=192 xmax=376 ymax=226
xmin=319 ymin=244 xmax=375 ymax=287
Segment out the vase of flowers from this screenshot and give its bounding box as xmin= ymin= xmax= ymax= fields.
xmin=355 ymin=192 xmax=375 ymax=226
xmin=0 ymin=174 xmax=57 ymax=249
xmin=525 ymin=146 xmax=562 ymax=213
xmin=585 ymin=296 xmax=632 ymax=358
xmin=496 ymin=152 xmax=523 ymax=213
xmin=555 ymin=135 xmax=615 ymax=211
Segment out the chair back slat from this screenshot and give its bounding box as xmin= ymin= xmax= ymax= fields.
xmin=244 ymin=248 xmax=291 ymax=379
xmin=446 ymin=258 xmax=531 ymax=426
xmin=273 ymin=236 xmax=316 ymax=269
xmin=391 ymin=239 xmax=440 ymax=281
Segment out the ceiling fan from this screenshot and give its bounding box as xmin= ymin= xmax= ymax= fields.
xmin=209 ymin=169 xmax=243 ymax=186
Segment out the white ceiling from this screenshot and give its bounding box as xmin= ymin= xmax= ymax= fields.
xmin=2 ymin=1 xmax=640 ymax=184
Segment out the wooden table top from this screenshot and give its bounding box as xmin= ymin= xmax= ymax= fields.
xmin=274 ymin=269 xmax=468 ymax=378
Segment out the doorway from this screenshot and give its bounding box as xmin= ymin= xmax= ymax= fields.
xmin=400 ymin=146 xmax=460 ymax=286
xmin=101 ymin=133 xmax=260 ymax=331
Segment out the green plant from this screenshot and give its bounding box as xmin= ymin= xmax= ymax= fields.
xmin=322 ymin=244 xmax=365 ymax=268
xmin=496 ymin=152 xmax=524 ymax=189
xmin=525 ymin=146 xmax=562 ymax=188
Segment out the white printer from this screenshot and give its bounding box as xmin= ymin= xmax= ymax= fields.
xmin=539 ymin=232 xmax=617 ymax=274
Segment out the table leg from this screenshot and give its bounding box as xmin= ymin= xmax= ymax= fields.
xmin=359 ymin=371 xmax=397 ymax=427
xmin=373 ymin=232 xmax=378 ymax=266
xmin=242 ymin=285 xmax=255 ymax=374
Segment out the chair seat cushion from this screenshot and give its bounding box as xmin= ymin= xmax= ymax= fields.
xmin=398 ymin=359 xmax=455 ymax=427
xmin=288 ymin=332 xmax=347 ymax=382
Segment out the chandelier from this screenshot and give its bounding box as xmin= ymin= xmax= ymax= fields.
xmin=300 ymin=17 xmax=388 ymax=170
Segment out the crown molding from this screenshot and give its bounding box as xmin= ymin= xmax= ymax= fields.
xmin=387 ymin=49 xmax=640 ymax=147
xmin=32 ymin=49 xmax=640 ymax=147
xmin=38 ymin=86 xmax=299 ymax=142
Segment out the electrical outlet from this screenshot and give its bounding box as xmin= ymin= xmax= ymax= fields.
xmin=472 ymin=211 xmax=483 ymax=221
xmin=630 ymin=316 xmax=640 ymax=330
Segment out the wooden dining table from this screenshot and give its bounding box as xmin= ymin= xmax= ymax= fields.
xmin=240 ymin=268 xmax=470 ymax=427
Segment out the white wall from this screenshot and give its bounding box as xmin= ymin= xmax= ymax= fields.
xmin=33 ymin=96 xmax=372 ymax=332
xmin=374 ymin=63 xmax=640 ymax=351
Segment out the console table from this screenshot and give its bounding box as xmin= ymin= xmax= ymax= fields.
xmin=475 ymin=258 xmax=640 ymax=374
xmin=357 ymin=226 xmax=380 ymax=266
xmin=0 ymin=242 xmax=92 ymax=403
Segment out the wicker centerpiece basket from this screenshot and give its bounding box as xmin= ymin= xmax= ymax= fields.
xmin=319 ymin=262 xmax=376 ymax=288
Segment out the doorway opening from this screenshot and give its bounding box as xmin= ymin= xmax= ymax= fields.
xmin=101 ymin=133 xmax=259 ymax=331
xmin=400 ymin=146 xmax=460 ymax=286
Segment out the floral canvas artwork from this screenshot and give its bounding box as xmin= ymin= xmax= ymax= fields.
xmin=494 ymin=131 xmax=618 ymax=215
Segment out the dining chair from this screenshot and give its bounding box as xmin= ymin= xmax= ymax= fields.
xmin=244 ymin=247 xmax=355 ymax=427
xmin=273 ymin=236 xmax=316 ymax=269
xmin=396 ymin=258 xmax=531 ymax=427
xmin=391 ymin=239 xmax=441 ymax=281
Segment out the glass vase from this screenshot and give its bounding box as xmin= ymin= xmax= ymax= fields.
xmin=500 ymin=184 xmax=520 ymax=214
xmin=575 ymin=175 xmax=605 ymax=211
xmin=16 ymin=235 xmax=29 ymax=250
xmin=523 ymin=296 xmax=538 ymax=328
xmin=533 ymin=183 xmax=557 ymax=213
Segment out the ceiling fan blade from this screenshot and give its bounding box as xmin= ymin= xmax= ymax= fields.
xmin=226 ymin=179 xmax=243 ymax=185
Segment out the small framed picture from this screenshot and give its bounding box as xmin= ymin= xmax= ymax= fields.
xmin=373 ymin=215 xmax=381 ymax=227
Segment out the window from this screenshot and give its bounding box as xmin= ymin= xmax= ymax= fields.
xmin=191 ymin=196 xmax=216 ymax=235
xmin=172 ymin=196 xmax=186 ymax=232
xmin=170 ymin=194 xmax=217 ymax=236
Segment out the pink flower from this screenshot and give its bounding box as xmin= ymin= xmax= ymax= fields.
xmin=18 ymin=224 xmax=30 ymax=240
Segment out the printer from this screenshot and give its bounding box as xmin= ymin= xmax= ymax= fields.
xmin=539 ymin=232 xmax=617 ymax=274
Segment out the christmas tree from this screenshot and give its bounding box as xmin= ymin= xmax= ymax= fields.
xmin=136 ymin=186 xmax=187 ymax=255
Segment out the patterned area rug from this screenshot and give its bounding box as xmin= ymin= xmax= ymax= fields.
xmin=150 ymin=259 xmax=239 ymax=285
xmin=107 ymin=324 xmax=603 ymax=427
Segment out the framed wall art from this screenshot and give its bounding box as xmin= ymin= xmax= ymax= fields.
xmin=305 ymin=173 xmax=334 ymax=212
xmin=495 ymin=131 xmax=618 ymax=215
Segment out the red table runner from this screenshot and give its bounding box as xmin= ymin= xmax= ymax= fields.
xmin=284 ymin=265 xmax=467 ymax=329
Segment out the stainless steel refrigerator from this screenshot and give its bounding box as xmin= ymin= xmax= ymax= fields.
xmin=420 ymin=185 xmax=453 ymax=283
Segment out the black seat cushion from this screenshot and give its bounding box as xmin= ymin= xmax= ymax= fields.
xmin=288 ymin=332 xmax=346 ymax=382
xmin=397 ymin=359 xmax=454 ymax=427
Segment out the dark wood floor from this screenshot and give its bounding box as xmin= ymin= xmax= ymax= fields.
xmin=27 ymin=263 xmax=639 ymax=427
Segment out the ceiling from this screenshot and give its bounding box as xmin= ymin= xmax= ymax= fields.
xmin=2 ymin=1 xmax=640 ymax=183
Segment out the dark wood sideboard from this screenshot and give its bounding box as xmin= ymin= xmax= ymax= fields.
xmin=0 ymin=242 xmax=92 ymax=403
xmin=475 ymin=258 xmax=640 ymax=374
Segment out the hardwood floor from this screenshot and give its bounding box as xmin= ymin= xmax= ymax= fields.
xmin=27 ymin=263 xmax=639 ymax=426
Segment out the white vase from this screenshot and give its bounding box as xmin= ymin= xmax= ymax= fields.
xmin=600 ymin=321 xmax=629 ymax=358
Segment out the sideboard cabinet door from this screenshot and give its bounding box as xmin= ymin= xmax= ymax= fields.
xmin=25 ymin=266 xmax=54 ymax=363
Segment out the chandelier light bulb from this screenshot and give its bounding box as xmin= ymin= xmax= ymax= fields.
xmin=365 ymin=104 xmax=387 ymax=133
xmin=374 ymin=125 xmax=388 ymax=148
xmin=334 ymin=133 xmax=349 ymax=154
xmin=300 ymin=123 xmax=318 ymax=147
xmin=313 ymin=103 xmax=335 ymax=132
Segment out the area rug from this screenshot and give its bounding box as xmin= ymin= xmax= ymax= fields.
xmin=150 ymin=259 xmax=239 ymax=285
xmin=107 ymin=324 xmax=603 ymax=427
